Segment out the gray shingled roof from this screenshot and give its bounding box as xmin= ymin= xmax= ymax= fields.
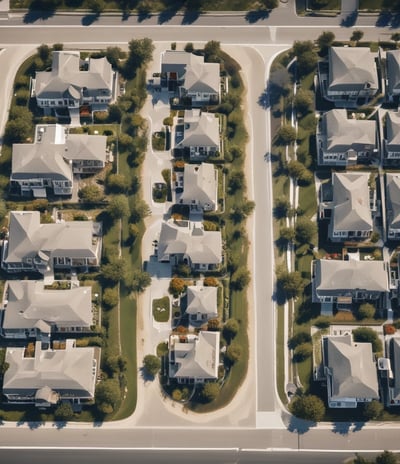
xmin=387 ymin=50 xmax=400 ymax=96
xmin=328 ymin=47 xmax=378 ymax=92
xmin=332 ymin=172 xmax=373 ymax=232
xmin=315 ymin=259 xmax=389 ymax=294
xmin=3 ymin=340 xmax=97 ymax=399
xmin=186 ymin=285 xmax=218 ymax=317
xmin=386 ymin=111 xmax=400 ymax=153
xmin=35 ymin=51 xmax=113 ymax=100
xmin=170 ymin=331 xmax=219 ymax=380
xmin=322 ymin=109 xmax=376 ymax=153
xmin=64 ymin=133 xmax=107 ymax=162
xmin=325 ymin=335 xmax=379 ymax=401
xmin=161 ymin=50 xmax=220 ymax=94
xmin=4 ymin=211 xmax=97 ymax=264
xmin=176 ymin=109 xmax=220 ymax=149
xmin=386 ymin=173 xmax=400 ymax=230
xmin=158 ymin=221 xmax=221 ymax=265
xmin=2 ymin=280 xmax=92 ymax=332
xmin=179 ymin=163 xmax=217 ymax=209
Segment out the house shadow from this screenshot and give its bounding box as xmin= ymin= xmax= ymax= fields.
xmin=245 ymin=9 xmax=270 ymax=23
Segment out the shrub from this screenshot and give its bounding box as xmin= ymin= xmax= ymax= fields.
xmin=169 ymin=277 xmax=186 ymax=297
xmin=293 ymin=343 xmax=313 ymax=362
xmin=225 ymin=343 xmax=242 ymax=364
xmin=288 ymin=331 xmax=311 ymax=349
xmin=357 ymin=303 xmax=376 ymax=320
xmin=201 ymin=382 xmax=220 ymax=402
xmin=204 ymin=277 xmax=219 ymax=287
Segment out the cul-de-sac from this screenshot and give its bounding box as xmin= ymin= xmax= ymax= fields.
xmin=2 ymin=1 xmax=400 ymax=463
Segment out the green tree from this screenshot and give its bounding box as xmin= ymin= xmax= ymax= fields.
xmin=129 ymin=270 xmax=151 ymax=293
xmin=106 ymin=173 xmax=129 ymax=193
xmin=143 ymin=354 xmax=161 ymax=377
xmin=297 ymin=50 xmax=318 ymax=76
xmin=288 ymin=331 xmax=312 ymax=349
xmin=293 ymin=89 xmax=314 ymax=115
xmin=293 ymin=342 xmax=313 ymax=362
xmin=260 ymin=0 xmax=279 ymax=9
xmin=269 ymin=64 xmax=291 ymax=98
xmin=108 ymin=104 xmax=122 ymax=123
xmin=102 ymin=258 xmax=127 ymax=283
xmin=88 ymin=0 xmax=105 ymax=14
xmin=353 ymin=327 xmax=383 ymax=353
xmin=280 ymin=226 xmax=295 ymax=243
xmin=223 ymin=318 xmax=240 ymax=342
xmin=358 ymin=303 xmax=376 ymax=320
xmin=274 ymin=196 xmax=291 ymax=218
xmin=363 ymin=400 xmax=384 ymax=420
xmin=225 ymin=343 xmax=242 ymax=364
xmin=107 ymin=195 xmax=130 ymax=220
xmin=124 ymin=38 xmax=154 ymax=78
xmin=184 ymin=42 xmax=194 ymax=53
xmin=4 ymin=118 xmax=33 ymax=144
xmin=105 ymin=46 xmax=126 ymax=69
xmin=293 ymin=40 xmax=314 ymax=56
xmin=230 ymin=269 xmax=251 ymax=291
xmin=54 ymin=402 xmax=74 ymax=421
xmin=102 ymin=287 xmax=119 ymax=309
xmin=317 ymin=31 xmax=335 ymax=54
xmin=290 ymin=394 xmax=325 ymax=422
xmin=351 ymin=30 xmax=364 ymax=42
xmin=204 ymin=40 xmax=221 ymax=62
xmin=295 ymin=217 xmax=317 ymax=244
xmin=228 ymin=170 xmax=245 ymax=195
xmin=130 ymin=199 xmax=151 ymax=223
xmin=37 ymin=43 xmax=51 ymax=63
xmin=201 ymin=382 xmax=220 ymax=402
xmin=276 ymin=267 xmax=305 ymax=299
xmin=95 ymin=379 xmax=121 ymax=414
xmin=375 ymin=451 xmax=397 ymax=464
xmin=169 ymin=277 xmax=186 ymax=297
xmin=277 ymin=125 xmax=297 ymax=145
xmin=392 ymin=33 xmax=400 ymax=46
xmin=78 ymin=184 xmax=104 ymax=203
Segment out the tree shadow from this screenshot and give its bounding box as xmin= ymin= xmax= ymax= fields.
xmin=23 ymin=8 xmax=56 ymax=23
xmin=351 ymin=421 xmax=366 ymax=432
xmin=53 ymin=420 xmax=67 ymax=429
xmin=332 ymin=421 xmax=351 ymax=435
xmin=245 ymin=9 xmax=270 ymax=23
xmin=138 ymin=9 xmax=153 ymax=22
xmin=17 ymin=409 xmax=45 ymax=429
xmin=391 ymin=13 xmax=400 ymax=28
xmin=287 ymin=415 xmax=314 ymax=434
xmin=140 ymin=366 xmax=156 ymax=382
xmin=258 ymin=88 xmax=270 ymax=109
xmin=85 ymin=12 xmax=105 ymax=25
xmin=181 ymin=10 xmax=201 ymax=25
xmin=158 ymin=9 xmax=178 ymax=24
xmin=81 ymin=13 xmax=100 ymax=26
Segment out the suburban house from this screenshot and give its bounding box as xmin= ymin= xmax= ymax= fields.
xmin=186 ymin=285 xmax=218 ymax=325
xmin=2 ymin=339 xmax=99 ymax=406
xmin=320 ymin=46 xmax=379 ymax=107
xmin=32 ymin=51 xmax=116 ymax=117
xmin=386 ymin=49 xmax=400 ymax=102
xmin=174 ymin=163 xmax=218 ymax=212
xmin=0 ymin=280 xmax=93 ymax=340
xmin=320 ymin=334 xmax=379 ymax=408
xmin=316 ymin=109 xmax=377 ymax=166
xmin=1 ymin=211 xmax=102 ymax=275
xmin=160 ymin=50 xmax=220 ymax=106
xmin=168 ymin=331 xmax=220 ymax=384
xmin=386 ymin=173 xmax=400 ymax=240
xmin=311 ymin=258 xmax=390 ymax=314
xmin=383 ymin=111 xmax=400 ymax=165
xmin=174 ymin=109 xmax=220 ymax=160
xmin=319 ymin=172 xmax=375 ymax=242
xmin=157 ymin=220 xmax=222 ymax=271
xmin=10 ymin=124 xmax=108 ymax=197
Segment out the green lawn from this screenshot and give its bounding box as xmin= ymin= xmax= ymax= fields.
xmin=153 ymin=296 xmax=170 ymax=323
xmin=276 ymin=305 xmax=286 ymax=405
